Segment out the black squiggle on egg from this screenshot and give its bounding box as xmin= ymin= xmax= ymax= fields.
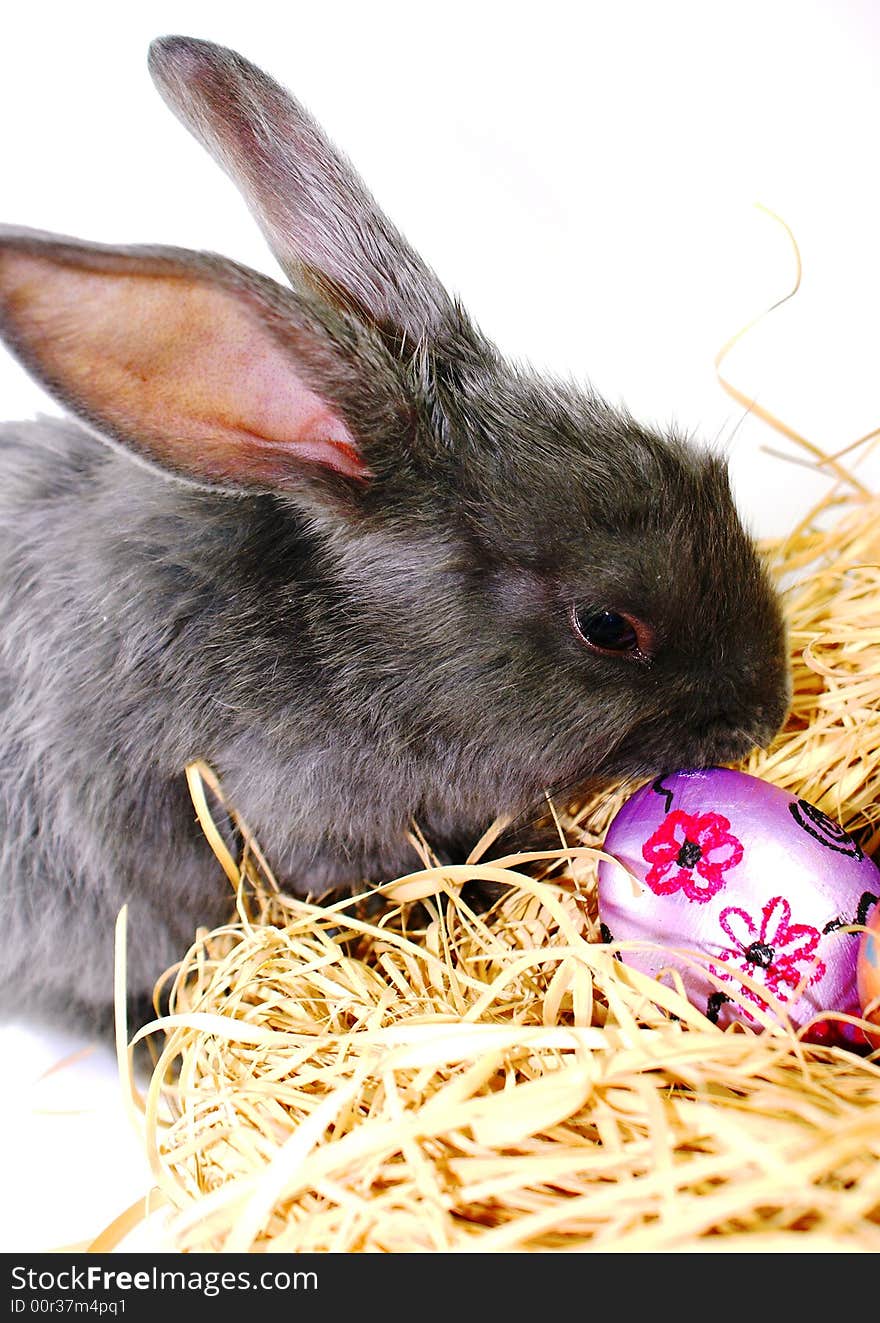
xmin=651 ymin=775 xmax=676 ymax=813
xmin=706 ymin=991 xmax=732 ymax=1024
xmin=823 ymin=891 xmax=879 ymax=936
xmin=598 ymin=922 xmax=623 ymax=962
xmin=788 ymin=800 xmax=864 ymax=859
xmin=857 ymin=891 xmax=879 ymax=926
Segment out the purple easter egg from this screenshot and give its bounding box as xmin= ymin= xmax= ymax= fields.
xmin=597 ymin=768 xmax=880 ymax=1045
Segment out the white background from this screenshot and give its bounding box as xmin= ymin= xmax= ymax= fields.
xmin=1 ymin=0 xmax=878 ymax=1252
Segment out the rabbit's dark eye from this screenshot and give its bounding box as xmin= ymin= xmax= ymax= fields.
xmin=571 ymin=607 xmax=653 ymax=661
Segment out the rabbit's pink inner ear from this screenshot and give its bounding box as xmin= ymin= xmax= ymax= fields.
xmin=0 ymin=250 xmax=370 ymax=489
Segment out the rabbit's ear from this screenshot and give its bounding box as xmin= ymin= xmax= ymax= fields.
xmin=0 ymin=228 xmax=405 ymax=495
xmin=148 ymin=36 xmax=453 ymax=345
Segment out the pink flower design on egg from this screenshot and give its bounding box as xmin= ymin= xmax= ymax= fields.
xmin=711 ymin=896 xmax=826 ymax=1011
xmin=642 ymin=809 xmax=743 ymax=903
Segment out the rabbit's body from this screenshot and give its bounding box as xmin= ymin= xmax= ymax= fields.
xmin=0 ymin=38 xmax=790 ymax=1034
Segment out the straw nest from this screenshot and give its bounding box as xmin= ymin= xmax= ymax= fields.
xmin=109 ymin=474 xmax=880 ymax=1255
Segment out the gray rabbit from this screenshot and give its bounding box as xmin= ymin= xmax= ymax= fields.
xmin=0 ymin=36 xmax=790 ymax=1036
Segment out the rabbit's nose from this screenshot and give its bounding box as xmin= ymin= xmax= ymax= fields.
xmin=707 ymin=668 xmax=792 ymax=757
xmin=697 ymin=727 xmax=762 ymax=766
xmin=690 ymin=705 xmax=785 ymax=766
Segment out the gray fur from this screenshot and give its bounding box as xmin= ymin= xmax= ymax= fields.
xmin=0 ymin=37 xmax=790 ymax=1035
